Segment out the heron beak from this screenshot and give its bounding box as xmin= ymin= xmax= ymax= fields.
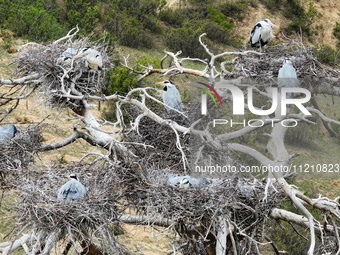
xmin=271 ymin=23 xmax=277 ymax=28
xmin=65 ymin=175 xmax=71 ymax=179
xmin=156 ymin=81 xmax=164 ymax=85
xmin=72 ymin=53 xmax=82 ymax=60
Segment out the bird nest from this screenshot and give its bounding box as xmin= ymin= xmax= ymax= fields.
xmin=126 ymin=102 xmax=190 ymax=173
xmin=113 ymin=159 xmax=283 ymax=253
xmin=12 ymin=161 xmax=132 ymax=254
xmin=231 ymin=43 xmax=340 ymax=80
xmin=14 ymin=33 xmax=114 ymax=110
xmin=0 ymin=125 xmax=41 ymax=188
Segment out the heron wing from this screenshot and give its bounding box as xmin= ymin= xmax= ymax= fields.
xmin=64 ymin=48 xmax=78 ymax=57
xmin=57 ymin=180 xmax=86 ymax=200
xmin=278 ymin=64 xmax=299 ymax=99
xmin=250 ymin=23 xmax=262 ymax=47
xmin=0 ymin=125 xmax=17 ymax=142
xmin=163 ymin=85 xmax=183 ymax=112
xmin=188 ymin=177 xmax=210 ymax=186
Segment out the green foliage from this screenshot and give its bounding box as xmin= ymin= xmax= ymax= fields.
xmin=159 ymin=7 xmax=190 ymax=27
xmin=218 ymin=0 xmax=249 ymax=21
xmin=284 ymin=1 xmax=320 ymax=36
xmin=165 ymin=17 xmax=238 ymax=58
xmin=165 ymin=20 xmax=208 ymax=59
xmin=207 ymin=5 xmax=233 ymax=30
xmin=0 ymin=30 xmax=12 ymax=52
xmin=66 ymin=1 xmax=100 ymax=34
xmin=103 ymin=0 xmax=164 ymax=48
xmin=262 ymin=0 xmax=284 ymax=13
xmin=0 ymin=0 xmax=66 ymax=41
xmin=105 ymin=66 xmax=139 ymax=96
xmin=313 ymin=45 xmax=340 ymax=66
xmin=269 ymin=198 xmax=324 ymax=254
xmin=333 ymin=22 xmax=340 ymax=47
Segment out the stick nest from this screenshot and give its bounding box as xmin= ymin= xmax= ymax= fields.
xmin=0 ymin=125 xmax=41 ymax=188
xmin=14 ymin=34 xmax=114 ymax=110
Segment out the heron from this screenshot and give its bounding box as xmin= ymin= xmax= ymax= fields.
xmin=57 ymin=174 xmax=86 ymax=201
xmin=167 ymin=175 xmax=210 ymax=189
xmin=157 ymin=80 xmax=183 ymax=113
xmin=72 ymin=47 xmax=103 ymax=85
xmin=178 ymin=178 xmax=191 ymax=190
xmin=250 ymin=19 xmax=276 ymax=50
xmin=278 ymin=58 xmax=299 ymax=111
xmin=0 ymin=125 xmax=17 ymax=142
xmin=56 ymin=48 xmax=78 ymax=65
xmin=72 ymin=47 xmax=103 ymax=71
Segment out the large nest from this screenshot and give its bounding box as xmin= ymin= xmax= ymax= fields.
xmin=232 ymin=43 xmax=340 ymax=79
xmin=0 ymin=125 xmax=41 ymax=188
xmin=125 ymin=101 xmax=190 ymax=173
xmin=111 ymin=159 xmax=283 ymax=254
xmin=12 ymin=162 xmax=131 ymax=254
xmin=14 ymin=32 xmax=114 ymax=110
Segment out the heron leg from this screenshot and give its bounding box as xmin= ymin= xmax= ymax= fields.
xmin=97 ymin=70 xmax=101 ymax=88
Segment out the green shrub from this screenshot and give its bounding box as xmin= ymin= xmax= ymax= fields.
xmin=313 ymin=45 xmax=340 ymax=66
xmin=219 ymin=0 xmax=248 ymax=20
xmin=103 ymin=0 xmax=165 ymax=48
xmin=333 ymin=22 xmax=340 ymax=47
xmin=159 ymin=7 xmax=190 ymax=27
xmin=0 ymin=0 xmax=66 ymax=41
xmin=105 ymin=66 xmax=139 ymax=96
xmin=284 ymin=1 xmax=320 ymax=36
xmin=262 ymin=0 xmax=284 ymax=13
xmin=207 ymin=4 xmax=233 ymax=30
xmin=165 ymin=20 xmax=209 ymax=59
xmin=165 ymin=18 xmax=237 ymax=58
xmin=65 ymin=0 xmax=100 ymax=34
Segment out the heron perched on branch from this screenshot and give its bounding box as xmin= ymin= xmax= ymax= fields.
xmin=250 ymin=19 xmax=276 ymax=50
xmin=278 ymin=57 xmax=299 ymax=111
xmin=57 ymin=174 xmax=86 ymax=201
xmin=56 ymin=48 xmax=78 ymax=65
xmin=0 ymin=125 xmax=17 ymax=142
xmin=157 ymin=80 xmax=183 ymax=113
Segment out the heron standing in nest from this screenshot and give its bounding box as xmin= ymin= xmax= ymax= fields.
xmin=72 ymin=47 xmax=103 ymax=85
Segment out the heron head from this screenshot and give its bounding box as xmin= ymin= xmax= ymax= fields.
xmin=180 ymin=178 xmax=189 ymax=185
xmin=283 ymin=58 xmax=293 ymax=65
xmin=262 ymin=19 xmax=276 ymax=28
xmin=178 ymin=178 xmax=190 ymax=189
xmin=67 ymin=174 xmax=78 ymax=181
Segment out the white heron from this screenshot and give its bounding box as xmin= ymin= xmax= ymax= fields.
xmin=250 ymin=19 xmax=276 ymax=50
xmin=0 ymin=125 xmax=17 ymax=142
xmin=278 ymin=58 xmax=299 ymax=114
xmin=157 ymin=80 xmax=183 ymax=113
xmin=72 ymin=47 xmax=103 ymax=71
xmin=57 ymin=174 xmax=86 ymax=201
xmin=72 ymin=47 xmax=103 ymax=84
